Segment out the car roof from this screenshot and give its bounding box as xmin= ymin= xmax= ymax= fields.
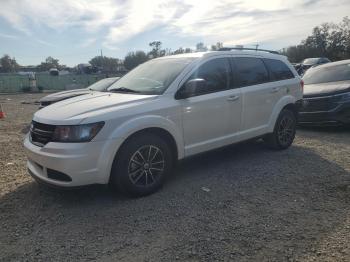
xmin=155 ymin=50 xmax=286 ymax=61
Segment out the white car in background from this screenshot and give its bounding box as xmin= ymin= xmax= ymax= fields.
xmin=24 ymin=49 xmax=303 ymax=196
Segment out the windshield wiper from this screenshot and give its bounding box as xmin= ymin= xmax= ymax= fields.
xmin=108 ymin=87 xmax=140 ymax=93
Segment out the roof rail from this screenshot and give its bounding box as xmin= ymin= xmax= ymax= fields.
xmin=218 ymin=47 xmax=280 ymax=55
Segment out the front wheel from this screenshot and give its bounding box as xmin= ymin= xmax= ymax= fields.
xmin=110 ymin=133 xmax=173 ymax=197
xmin=264 ymin=109 xmax=297 ymax=150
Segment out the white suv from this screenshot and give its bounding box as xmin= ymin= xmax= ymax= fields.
xmin=24 ymin=50 xmax=303 ymax=196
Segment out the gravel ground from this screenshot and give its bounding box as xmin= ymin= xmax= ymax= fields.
xmin=0 ymin=93 xmax=349 ymax=262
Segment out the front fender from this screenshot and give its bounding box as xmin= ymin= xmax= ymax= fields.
xmin=108 ymin=115 xmax=184 ymax=159
xmin=267 ymin=95 xmax=297 ymax=133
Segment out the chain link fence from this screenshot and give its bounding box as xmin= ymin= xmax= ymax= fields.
xmin=0 ymin=73 xmax=109 ymax=93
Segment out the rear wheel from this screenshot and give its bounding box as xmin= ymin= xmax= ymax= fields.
xmin=264 ymin=109 xmax=296 ymax=150
xmin=110 ymin=133 xmax=173 ymax=197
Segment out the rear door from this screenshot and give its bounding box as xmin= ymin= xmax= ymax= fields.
xmin=232 ymin=56 xmax=273 ymax=131
xmin=263 ymin=58 xmax=297 ymax=101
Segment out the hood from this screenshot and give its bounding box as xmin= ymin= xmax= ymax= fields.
xmin=39 ymin=89 xmax=91 ymax=103
xmin=303 ymin=80 xmax=350 ymax=98
xmin=34 ymin=92 xmax=157 ymax=125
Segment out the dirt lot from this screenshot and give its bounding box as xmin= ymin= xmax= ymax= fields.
xmin=0 ymin=93 xmax=349 ymax=261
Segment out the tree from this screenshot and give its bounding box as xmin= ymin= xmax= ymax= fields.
xmin=38 ymin=56 xmax=60 ymax=71
xmin=210 ymin=42 xmax=223 ymax=51
xmin=282 ymin=16 xmax=350 ymax=62
xmin=124 ymin=51 xmax=148 ymax=70
xmin=340 ymin=16 xmax=350 ymax=55
xmin=170 ymin=47 xmax=193 ymax=56
xmin=173 ymin=47 xmax=185 ymax=54
xmin=163 ymin=48 xmax=172 ymax=56
xmin=89 ymin=56 xmax=121 ymax=73
xmin=148 ymin=41 xmax=165 ymax=58
xmin=196 ymin=42 xmax=208 ymax=52
xmin=184 ymin=48 xmax=193 ymax=53
xmin=0 ymin=54 xmax=19 ymax=72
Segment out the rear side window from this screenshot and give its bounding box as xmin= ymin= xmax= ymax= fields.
xmin=234 ymin=57 xmax=269 ymax=87
xmin=264 ymin=59 xmax=294 ymax=81
xmin=187 ymin=58 xmax=231 ymax=96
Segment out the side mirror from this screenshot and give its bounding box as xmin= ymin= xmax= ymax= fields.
xmin=176 ymin=78 xmax=206 ymax=99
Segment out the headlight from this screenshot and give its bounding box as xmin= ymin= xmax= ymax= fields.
xmin=52 ymin=122 xmax=104 ymax=142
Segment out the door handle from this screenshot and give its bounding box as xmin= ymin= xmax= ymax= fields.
xmin=227 ymin=95 xmax=239 ymax=101
xmin=270 ymin=87 xmax=280 ymax=93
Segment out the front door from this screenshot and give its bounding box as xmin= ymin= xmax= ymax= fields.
xmin=178 ymin=57 xmax=242 ymax=156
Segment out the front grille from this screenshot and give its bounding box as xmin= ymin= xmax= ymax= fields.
xmin=301 ymin=96 xmax=338 ymax=112
xmin=30 ymin=121 xmax=55 ymax=147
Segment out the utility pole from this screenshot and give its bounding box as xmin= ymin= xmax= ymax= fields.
xmin=254 ymin=44 xmax=259 ymax=50
xmin=100 ymin=49 xmax=104 ymax=74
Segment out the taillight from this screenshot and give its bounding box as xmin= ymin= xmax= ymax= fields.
xmin=300 ymin=80 xmax=304 ymax=93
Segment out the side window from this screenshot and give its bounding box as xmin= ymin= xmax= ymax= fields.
xmin=264 ymin=59 xmax=294 ymax=81
xmin=187 ymin=58 xmax=231 ymax=96
xmin=234 ymin=57 xmax=269 ymax=87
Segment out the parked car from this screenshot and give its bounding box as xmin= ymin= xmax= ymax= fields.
xmin=39 ymin=77 xmax=119 ymax=108
xmin=297 ymin=57 xmax=331 ymax=75
xmin=76 ymin=63 xmax=98 ymax=74
xmin=292 ymin=63 xmax=303 ymax=75
xmin=49 ymin=68 xmax=59 ymax=76
xmin=24 ymin=50 xmax=303 ymax=196
xmin=299 ymin=59 xmax=350 ymax=126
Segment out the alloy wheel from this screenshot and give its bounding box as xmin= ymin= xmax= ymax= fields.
xmin=277 ymin=115 xmax=295 ymax=146
xmin=128 ymin=145 xmax=165 ymax=187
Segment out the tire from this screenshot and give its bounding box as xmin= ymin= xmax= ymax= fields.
xmin=110 ymin=133 xmax=173 ymax=197
xmin=264 ymin=109 xmax=297 ymax=150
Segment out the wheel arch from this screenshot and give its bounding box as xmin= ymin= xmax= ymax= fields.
xmin=117 ymin=127 xmax=179 ymax=162
xmin=267 ymin=95 xmax=297 ymax=133
xmin=108 ymin=115 xmax=184 ymax=160
xmin=282 ymin=103 xmax=298 ymax=119
xmin=108 ymin=126 xmax=180 ymax=185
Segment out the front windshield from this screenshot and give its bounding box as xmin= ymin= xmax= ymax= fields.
xmin=303 ymin=63 xmax=350 ymax=85
xmin=88 ymin=78 xmax=118 ymax=91
xmin=108 ymin=57 xmax=195 ymax=95
xmin=302 ymin=58 xmax=320 ymax=64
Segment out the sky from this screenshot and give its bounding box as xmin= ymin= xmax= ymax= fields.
xmin=0 ymin=0 xmax=349 ymax=67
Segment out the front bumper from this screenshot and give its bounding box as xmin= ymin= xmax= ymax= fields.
xmin=24 ymin=134 xmax=122 ymax=187
xmin=298 ymin=101 xmax=350 ymax=126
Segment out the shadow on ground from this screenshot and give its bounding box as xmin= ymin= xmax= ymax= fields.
xmin=1 ymin=139 xmax=349 ymax=261
xmin=298 ymin=124 xmax=350 ymax=133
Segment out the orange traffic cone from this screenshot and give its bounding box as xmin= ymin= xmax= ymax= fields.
xmin=0 ymin=104 xmax=5 ymax=119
